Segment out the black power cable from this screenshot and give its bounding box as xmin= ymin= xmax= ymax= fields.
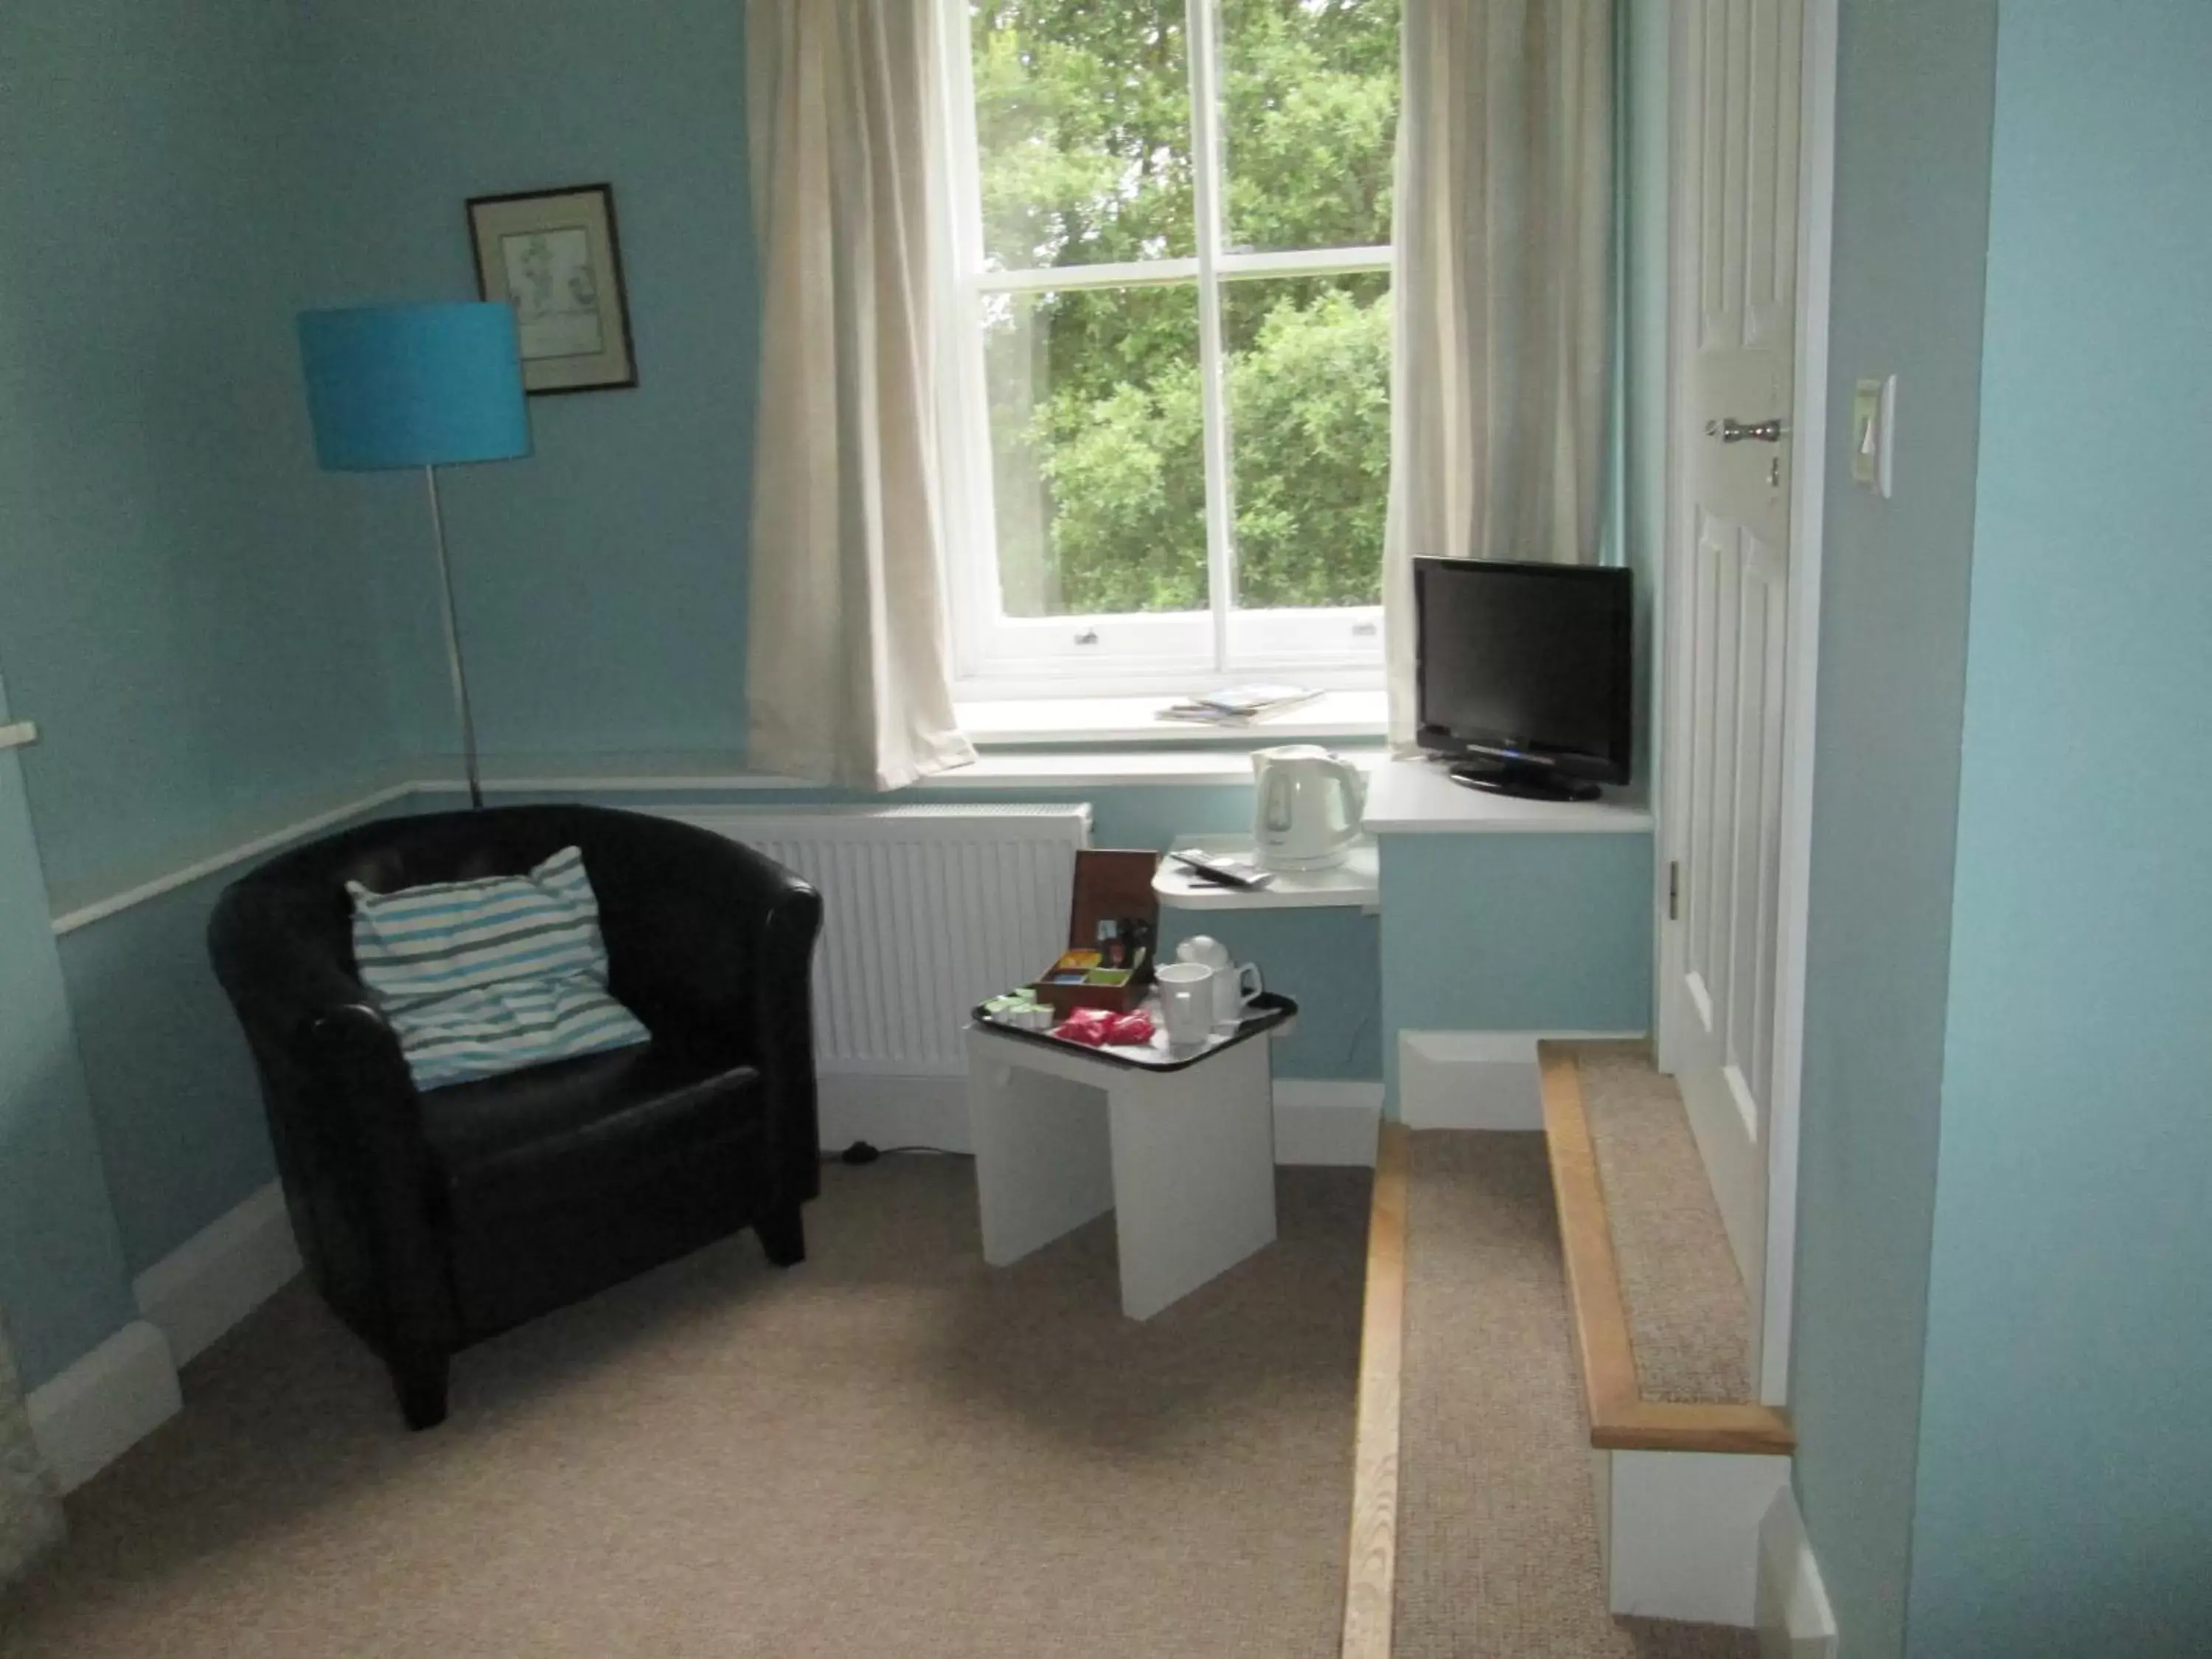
xmin=827 ymin=1139 xmax=963 ymax=1165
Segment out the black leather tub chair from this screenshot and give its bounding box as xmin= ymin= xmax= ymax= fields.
xmin=209 ymin=804 xmax=823 ymax=1429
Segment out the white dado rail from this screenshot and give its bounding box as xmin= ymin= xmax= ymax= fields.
xmin=41 ymin=750 xmax=1388 ymax=936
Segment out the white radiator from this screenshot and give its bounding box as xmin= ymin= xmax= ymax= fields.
xmin=666 ymin=805 xmax=1090 ymax=1106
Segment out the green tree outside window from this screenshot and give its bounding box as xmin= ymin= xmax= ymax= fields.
xmin=970 ymin=0 xmax=1399 ymax=620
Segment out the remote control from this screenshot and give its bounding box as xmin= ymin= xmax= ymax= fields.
xmin=1169 ymin=849 xmax=1277 ymax=890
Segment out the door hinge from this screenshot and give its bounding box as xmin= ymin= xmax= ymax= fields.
xmin=1667 ymin=860 xmax=1681 ymax=922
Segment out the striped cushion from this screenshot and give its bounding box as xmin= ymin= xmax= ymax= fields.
xmin=348 ymin=846 xmax=650 ymax=1091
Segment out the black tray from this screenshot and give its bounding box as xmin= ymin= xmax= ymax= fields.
xmin=970 ymin=991 xmax=1298 ymax=1074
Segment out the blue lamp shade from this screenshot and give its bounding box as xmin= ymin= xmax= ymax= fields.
xmin=297 ymin=302 xmax=531 ymax=472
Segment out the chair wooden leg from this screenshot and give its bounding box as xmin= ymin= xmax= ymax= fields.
xmin=392 ymin=1349 xmax=450 ymax=1431
xmin=757 ymin=1204 xmax=806 ymax=1267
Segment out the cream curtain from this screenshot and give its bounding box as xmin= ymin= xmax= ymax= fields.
xmin=745 ymin=1 xmax=975 ymax=790
xmin=1383 ymin=0 xmax=1615 ymax=742
xmin=1 ymin=1313 xmax=64 ymax=1587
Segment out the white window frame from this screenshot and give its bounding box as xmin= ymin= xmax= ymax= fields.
xmin=934 ymin=0 xmax=1391 ymax=698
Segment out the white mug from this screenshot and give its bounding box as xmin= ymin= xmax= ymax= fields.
xmin=1155 ymin=961 xmax=1217 ymax=1047
xmin=1213 ymin=961 xmax=1265 ymax=1028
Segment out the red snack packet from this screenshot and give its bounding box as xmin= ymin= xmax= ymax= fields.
xmin=1052 ymin=1008 xmax=1116 ymax=1046
xmin=1103 ymin=1011 xmax=1155 ymax=1045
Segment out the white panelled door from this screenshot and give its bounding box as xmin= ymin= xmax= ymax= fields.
xmin=1659 ymin=0 xmax=1804 ymax=1385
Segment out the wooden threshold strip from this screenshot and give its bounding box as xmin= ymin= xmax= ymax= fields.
xmin=1340 ymin=1121 xmax=1408 ymax=1659
xmin=1537 ymin=1043 xmax=1795 ymax=1458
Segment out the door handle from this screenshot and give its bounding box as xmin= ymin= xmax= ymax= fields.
xmin=1706 ymin=417 xmax=1787 ymax=444
xmin=0 ymin=720 xmax=37 ymax=752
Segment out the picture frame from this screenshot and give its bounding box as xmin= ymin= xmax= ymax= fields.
xmin=467 ymin=184 xmax=637 ymax=394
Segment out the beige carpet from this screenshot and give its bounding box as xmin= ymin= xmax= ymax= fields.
xmin=1 ymin=1320 xmax=64 ymax=1588
xmin=1394 ymin=1131 xmax=1756 ymax=1659
xmin=1575 ymin=1043 xmax=1751 ymax=1404
xmin=2 ymin=1158 xmax=1368 ymax=1658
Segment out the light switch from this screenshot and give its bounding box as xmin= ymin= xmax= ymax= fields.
xmin=1851 ymin=375 xmax=1896 ymax=498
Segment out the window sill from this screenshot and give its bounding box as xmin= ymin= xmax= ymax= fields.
xmin=957 ymin=688 xmax=1388 ymax=748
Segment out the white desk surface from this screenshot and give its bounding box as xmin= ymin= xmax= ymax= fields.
xmin=1155 ymin=835 xmax=1380 ymax=912
xmin=1360 ymin=754 xmax=1654 ymax=835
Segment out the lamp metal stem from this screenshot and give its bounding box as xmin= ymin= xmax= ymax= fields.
xmin=422 ymin=465 xmax=484 ymax=810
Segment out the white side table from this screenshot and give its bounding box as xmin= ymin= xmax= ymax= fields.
xmin=964 ymin=997 xmax=1295 ymax=1319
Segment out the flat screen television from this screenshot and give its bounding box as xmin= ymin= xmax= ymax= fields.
xmin=1413 ymin=557 xmax=1634 ymax=802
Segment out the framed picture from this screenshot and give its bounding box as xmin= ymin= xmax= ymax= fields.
xmin=467 ymin=184 xmax=637 ymax=394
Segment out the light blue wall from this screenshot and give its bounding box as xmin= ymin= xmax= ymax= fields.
xmin=0 ymin=0 xmax=398 ymax=904
xmin=0 ymin=0 xmax=406 ymax=1380
xmin=1786 ymin=7 xmax=1998 ymax=1656
xmin=1378 ymin=833 xmax=1652 ymax=1110
xmin=0 ymin=667 xmax=138 ymax=1390
xmin=58 ymin=887 xmax=276 ymax=1278
xmin=296 ymin=0 xmax=758 ymax=763
xmin=1905 ymin=9 xmax=2212 ymax=1652
xmin=55 ymin=815 xmax=375 ymax=1276
xmin=1160 ymin=905 xmax=1380 ymax=1081
xmin=0 ymin=0 xmax=756 ymax=1359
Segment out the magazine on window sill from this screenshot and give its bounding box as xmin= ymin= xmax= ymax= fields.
xmin=1154 ymin=684 xmax=1322 ymax=726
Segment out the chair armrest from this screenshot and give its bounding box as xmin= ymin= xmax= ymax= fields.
xmin=209 ymin=886 xmax=457 ymax=1352
xmin=588 ymin=824 xmax=824 ymax=1203
xmin=299 ymin=1006 xmax=458 ymax=1352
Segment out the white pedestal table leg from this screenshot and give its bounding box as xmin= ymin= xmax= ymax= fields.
xmin=966 ymin=1029 xmax=1115 ymax=1267
xmin=1105 ymin=1037 xmax=1279 ymax=1320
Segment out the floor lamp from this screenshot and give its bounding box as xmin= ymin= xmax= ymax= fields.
xmin=296 ymin=302 xmax=531 ymax=810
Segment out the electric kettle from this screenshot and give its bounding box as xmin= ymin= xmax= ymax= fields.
xmin=1251 ymin=745 xmax=1366 ymax=871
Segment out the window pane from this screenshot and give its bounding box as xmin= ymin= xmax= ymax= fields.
xmin=1218 ymin=0 xmax=1400 ymax=255
xmin=985 ymin=284 xmax=1208 ymax=616
xmin=1225 ymin=271 xmax=1391 ymax=609
xmin=970 ymin=1 xmax=1196 ymax=269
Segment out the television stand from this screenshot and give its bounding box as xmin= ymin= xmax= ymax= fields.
xmin=1445 ymin=760 xmax=1601 ymax=804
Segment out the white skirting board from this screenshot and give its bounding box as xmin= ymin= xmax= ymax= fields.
xmin=133 ymin=1180 xmax=305 ymax=1367
xmin=25 ymin=1180 xmax=305 ymax=1493
xmin=1272 ymin=1081 xmax=1382 ymax=1166
xmin=25 ymin=1321 xmax=180 ymax=1493
xmin=819 ymin=1074 xmax=975 ymax=1154
xmin=824 ymin=1072 xmax=1382 ymax=1167
xmin=1756 ymin=1484 xmax=1840 ymax=1658
xmin=1397 ymin=1029 xmax=1644 ymax=1130
xmin=1592 ymin=1447 xmax=1792 ymax=1627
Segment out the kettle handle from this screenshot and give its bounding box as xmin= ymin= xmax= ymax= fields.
xmin=1323 ymin=754 xmax=1367 ymax=842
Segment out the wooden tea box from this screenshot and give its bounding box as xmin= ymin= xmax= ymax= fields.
xmin=1030 ymin=849 xmax=1161 ymax=1015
